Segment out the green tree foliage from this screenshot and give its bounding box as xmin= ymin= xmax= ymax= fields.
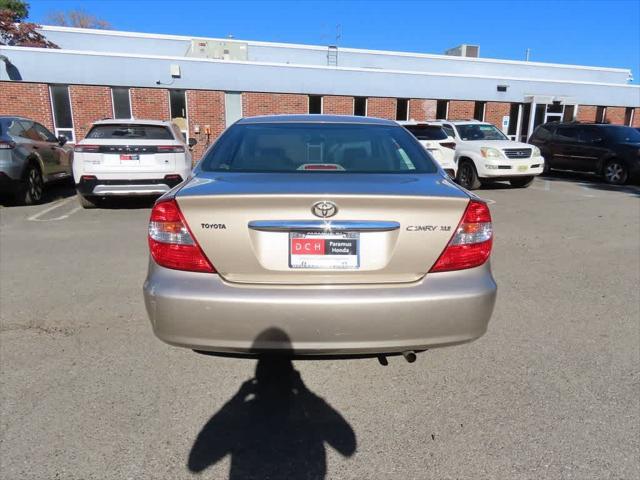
xmin=0 ymin=0 xmax=29 ymax=21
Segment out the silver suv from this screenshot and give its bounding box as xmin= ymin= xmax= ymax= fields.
xmin=0 ymin=116 xmax=73 ymax=205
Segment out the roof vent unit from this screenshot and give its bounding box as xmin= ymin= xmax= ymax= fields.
xmin=444 ymin=44 xmax=480 ymax=58
xmin=187 ymin=40 xmax=248 ymax=61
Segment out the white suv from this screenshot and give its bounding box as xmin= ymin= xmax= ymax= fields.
xmin=398 ymin=121 xmax=458 ymax=178
xmin=433 ymin=120 xmax=544 ymax=189
xmin=73 ymin=119 xmax=196 ymax=208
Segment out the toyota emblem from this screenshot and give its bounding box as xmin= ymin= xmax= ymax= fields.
xmin=311 ymin=201 xmax=338 ymax=218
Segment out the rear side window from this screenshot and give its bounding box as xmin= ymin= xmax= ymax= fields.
xmin=404 ymin=125 xmax=448 ymax=141
xmin=603 ymin=126 xmax=640 ymax=143
xmin=86 ymin=124 xmax=174 ymax=140
xmin=201 ymin=123 xmax=438 ymax=174
xmin=441 ymin=124 xmax=455 ymax=137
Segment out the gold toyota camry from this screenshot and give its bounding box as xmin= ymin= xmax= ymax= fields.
xmin=143 ymin=115 xmax=497 ymax=361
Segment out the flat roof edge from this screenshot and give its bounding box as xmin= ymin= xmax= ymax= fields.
xmin=3 ymin=45 xmax=638 ymax=90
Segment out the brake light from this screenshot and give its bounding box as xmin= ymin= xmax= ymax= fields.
xmin=0 ymin=140 xmax=16 ymax=149
xmin=157 ymin=145 xmax=185 ymax=153
xmin=429 ymin=200 xmax=493 ymax=273
xmin=148 ymin=199 xmax=215 ymax=273
xmin=440 ymin=142 xmax=456 ymax=150
xmin=74 ymin=144 xmax=100 ymax=153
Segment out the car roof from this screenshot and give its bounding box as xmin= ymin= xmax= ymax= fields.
xmin=396 ymin=120 xmax=443 ymax=127
xmin=236 ymin=114 xmax=398 ymax=126
xmin=542 ymin=121 xmax=627 ymax=128
xmin=430 ymin=120 xmax=488 ymax=126
xmin=90 ymin=118 xmax=175 ymax=126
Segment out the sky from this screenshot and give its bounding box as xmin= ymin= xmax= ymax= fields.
xmin=26 ymin=0 xmax=640 ymax=82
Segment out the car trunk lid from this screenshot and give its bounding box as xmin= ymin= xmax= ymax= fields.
xmin=175 ymin=172 xmax=470 ymax=284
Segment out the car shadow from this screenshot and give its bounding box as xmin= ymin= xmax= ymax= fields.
xmin=542 ymin=171 xmax=640 ymax=198
xmin=96 ymin=197 xmax=157 ymax=210
xmin=0 ymin=178 xmax=75 ymax=207
xmin=187 ymin=328 xmax=357 ymax=480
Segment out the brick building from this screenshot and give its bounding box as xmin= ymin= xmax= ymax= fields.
xmin=1 ymin=26 xmax=639 ymax=161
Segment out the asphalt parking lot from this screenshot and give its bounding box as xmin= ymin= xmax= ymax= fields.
xmin=1 ymin=175 xmax=639 ymax=480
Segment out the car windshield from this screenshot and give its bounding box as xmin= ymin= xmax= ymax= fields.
xmin=456 ymin=124 xmax=508 ymax=141
xmin=404 ymin=125 xmax=448 ymax=141
xmin=604 ymin=126 xmax=640 ymax=143
xmin=200 ymin=123 xmax=438 ymax=173
xmin=86 ymin=124 xmax=174 ymax=140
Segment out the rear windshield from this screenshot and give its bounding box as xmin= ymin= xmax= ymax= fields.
xmin=86 ymin=124 xmax=174 ymax=140
xmin=200 ymin=123 xmax=438 ymax=174
xmin=456 ymin=124 xmax=507 ymax=141
xmin=404 ymin=125 xmax=448 ymax=141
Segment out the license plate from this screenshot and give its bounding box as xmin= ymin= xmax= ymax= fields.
xmin=289 ymin=232 xmax=359 ymax=269
xmin=120 ymin=154 xmax=139 ymax=160
xmin=518 ymin=165 xmax=528 ymax=172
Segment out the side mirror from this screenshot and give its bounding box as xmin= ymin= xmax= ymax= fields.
xmin=188 ymin=137 xmax=198 ymax=148
xmin=57 ymin=135 xmax=67 ymax=146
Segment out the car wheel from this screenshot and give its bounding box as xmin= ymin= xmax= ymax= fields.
xmin=509 ymin=176 xmax=535 ymax=188
xmin=17 ymin=164 xmax=44 ymax=205
xmin=77 ymin=191 xmax=99 ymax=209
xmin=456 ymin=161 xmax=481 ymax=190
xmin=603 ymin=159 xmax=628 ymax=185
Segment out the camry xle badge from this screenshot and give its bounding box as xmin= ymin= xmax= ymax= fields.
xmin=311 ymin=201 xmax=338 ymax=218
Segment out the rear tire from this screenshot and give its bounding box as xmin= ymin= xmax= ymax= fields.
xmin=16 ymin=163 xmax=44 ymax=205
xmin=456 ymin=160 xmax=481 ymax=190
xmin=510 ymin=176 xmax=535 ymax=188
xmin=77 ymin=192 xmax=98 ymax=209
xmin=603 ymin=159 xmax=628 ymax=185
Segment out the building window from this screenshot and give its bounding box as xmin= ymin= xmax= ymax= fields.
xmin=595 ymin=106 xmax=606 ymax=123
xmin=111 ymin=87 xmax=131 ymax=119
xmin=309 ymin=95 xmax=322 ymax=114
xmin=354 ymin=97 xmax=367 ymax=116
xmin=624 ymin=107 xmax=634 ymax=126
xmin=436 ymin=100 xmax=449 ymax=119
xmin=473 ymin=101 xmax=485 ymax=121
xmin=225 ymin=92 xmax=243 ymax=127
xmin=396 ymin=98 xmax=409 ymax=121
xmin=169 ymin=90 xmax=188 ymax=139
xmin=50 ymin=85 xmax=74 ymax=142
xmin=563 ymin=105 xmax=575 ymax=122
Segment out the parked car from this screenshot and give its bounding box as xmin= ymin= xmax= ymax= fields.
xmin=143 ymin=115 xmax=497 ymax=360
xmin=398 ymin=121 xmax=457 ymax=178
xmin=431 ymin=120 xmax=544 ymax=190
xmin=0 ymin=116 xmax=72 ymax=205
xmin=72 ymin=119 xmax=197 ymax=208
xmin=529 ymin=122 xmax=640 ymax=184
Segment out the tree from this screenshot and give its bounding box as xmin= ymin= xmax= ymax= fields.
xmin=0 ymin=9 xmax=57 ymax=47
xmin=0 ymin=0 xmax=29 ymax=21
xmin=46 ymin=9 xmax=111 ymax=29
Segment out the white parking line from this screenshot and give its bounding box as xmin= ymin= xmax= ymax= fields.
xmin=27 ymin=197 xmax=80 ymax=222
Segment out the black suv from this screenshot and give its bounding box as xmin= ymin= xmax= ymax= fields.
xmin=529 ymin=122 xmax=640 ymax=185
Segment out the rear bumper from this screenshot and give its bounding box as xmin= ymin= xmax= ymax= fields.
xmin=143 ymin=261 xmax=497 ymax=356
xmin=0 ymin=171 xmax=23 ymax=193
xmin=76 ymin=176 xmax=183 ymax=196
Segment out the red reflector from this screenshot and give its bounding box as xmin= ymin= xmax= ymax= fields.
xmin=74 ymin=144 xmax=100 ymax=153
xmin=81 ymin=175 xmax=97 ymax=181
xmin=148 ymin=199 xmax=215 ymax=273
xmin=429 ymin=200 xmax=493 ymax=273
xmin=157 ymin=145 xmax=185 ymax=153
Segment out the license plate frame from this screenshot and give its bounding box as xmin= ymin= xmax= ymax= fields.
xmin=518 ymin=165 xmax=528 ymax=172
xmin=289 ymin=231 xmax=360 ymax=269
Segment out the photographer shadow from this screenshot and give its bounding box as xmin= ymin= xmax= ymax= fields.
xmin=187 ymin=328 xmax=357 ymax=480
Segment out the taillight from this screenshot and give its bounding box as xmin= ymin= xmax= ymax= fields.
xmin=148 ymin=199 xmax=215 ymax=273
xmin=157 ymin=145 xmax=185 ymax=153
xmin=74 ymin=144 xmax=100 ymax=153
xmin=429 ymin=200 xmax=493 ymax=273
xmin=0 ymin=140 xmax=16 ymax=150
xmin=440 ymin=141 xmax=456 ymax=150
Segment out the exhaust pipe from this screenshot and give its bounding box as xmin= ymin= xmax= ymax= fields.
xmin=402 ymin=350 xmax=417 ymax=363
